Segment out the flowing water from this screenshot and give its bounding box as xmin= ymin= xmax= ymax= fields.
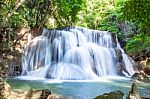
xmin=7 ymin=77 xmax=150 ymax=99
xmin=8 ymin=26 xmax=150 ymax=99
xmin=21 ymin=26 xmax=135 ymax=79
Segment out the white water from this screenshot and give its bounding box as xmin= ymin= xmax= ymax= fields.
xmin=21 ymin=26 xmax=135 ymax=80
xmin=116 ymin=37 xmax=135 ymax=76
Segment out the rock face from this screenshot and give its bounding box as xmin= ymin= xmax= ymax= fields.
xmin=0 ymin=79 xmax=12 ymax=99
xmin=126 ymin=83 xmax=141 ymax=99
xmin=94 ymin=91 xmax=124 ymax=99
xmin=131 ymin=71 xmax=149 ymax=81
xmin=115 ymin=48 xmax=130 ymax=76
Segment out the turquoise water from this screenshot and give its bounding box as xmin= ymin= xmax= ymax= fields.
xmin=7 ymin=76 xmax=150 ymax=99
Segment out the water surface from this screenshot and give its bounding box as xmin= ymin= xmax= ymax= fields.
xmin=7 ymin=76 xmax=150 ymax=99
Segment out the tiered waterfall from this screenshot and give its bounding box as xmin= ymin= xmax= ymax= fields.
xmin=21 ymin=26 xmax=135 ymax=80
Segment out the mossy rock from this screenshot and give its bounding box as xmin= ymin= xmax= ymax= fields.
xmin=94 ymin=91 xmax=124 ymax=99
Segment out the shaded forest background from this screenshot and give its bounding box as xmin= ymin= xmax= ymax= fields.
xmin=0 ymin=0 xmax=150 ymax=75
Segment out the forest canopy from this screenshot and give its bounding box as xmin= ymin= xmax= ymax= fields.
xmin=0 ymin=0 xmax=150 ymax=60
xmin=122 ymin=0 xmax=150 ymax=57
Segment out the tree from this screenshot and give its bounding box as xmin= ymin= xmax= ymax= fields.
xmin=122 ymin=0 xmax=150 ymax=56
xmin=53 ymin=0 xmax=86 ymax=27
xmin=122 ymin=0 xmax=150 ymax=35
xmin=77 ymin=0 xmax=127 ymax=32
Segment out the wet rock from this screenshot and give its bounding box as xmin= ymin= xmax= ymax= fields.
xmin=25 ymin=89 xmax=51 ymax=99
xmin=141 ymin=96 xmax=150 ymax=99
xmin=93 ymin=91 xmax=124 ymax=99
xmin=0 ymin=80 xmax=64 ymax=99
xmin=117 ymin=62 xmax=124 ymax=76
xmin=117 ymin=62 xmax=130 ymax=76
xmin=111 ymin=33 xmax=117 ymax=47
xmin=115 ymin=48 xmax=122 ymax=62
xmin=131 ymin=71 xmax=148 ymax=81
xmin=47 ymin=95 xmax=68 ymax=99
xmin=115 ymin=49 xmax=130 ymax=76
xmin=131 ymin=73 xmax=142 ymax=81
xmin=115 ymin=48 xmax=122 ymax=56
xmin=126 ymin=83 xmax=141 ymax=99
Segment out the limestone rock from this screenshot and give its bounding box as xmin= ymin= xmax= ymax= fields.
xmin=0 ymin=79 xmax=12 ymax=99
xmin=47 ymin=95 xmax=66 ymax=99
xmin=126 ymin=83 xmax=141 ymax=99
xmin=115 ymin=48 xmax=131 ymax=76
xmin=0 ymin=80 xmax=66 ymax=99
xmin=117 ymin=62 xmax=130 ymax=76
xmin=94 ymin=91 xmax=124 ymax=99
xmin=115 ymin=48 xmax=122 ymax=62
xmin=131 ymin=71 xmax=148 ymax=81
xmin=115 ymin=48 xmax=122 ymax=56
xmin=131 ymin=73 xmax=142 ymax=81
xmin=25 ymin=89 xmax=51 ymax=99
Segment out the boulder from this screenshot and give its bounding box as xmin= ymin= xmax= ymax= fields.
xmin=94 ymin=91 xmax=124 ymax=99
xmin=126 ymin=83 xmax=141 ymax=99
xmin=131 ymin=71 xmax=148 ymax=81
xmin=25 ymin=89 xmax=51 ymax=99
xmin=47 ymin=95 xmax=67 ymax=99
xmin=132 ymin=72 xmax=144 ymax=80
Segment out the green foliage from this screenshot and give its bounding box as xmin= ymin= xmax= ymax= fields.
xmin=54 ymin=0 xmax=86 ymax=26
xmin=122 ymin=0 xmax=150 ymax=55
xmin=0 ymin=0 xmax=86 ymax=68
xmin=123 ymin=0 xmax=150 ymax=23
xmin=0 ymin=0 xmax=86 ymax=29
xmin=8 ymin=12 xmax=25 ymax=27
xmin=0 ymin=0 xmax=149 ymax=61
xmin=125 ymin=34 xmax=150 ymax=55
xmin=77 ymin=0 xmax=127 ymax=34
xmin=122 ymin=0 xmax=150 ymax=35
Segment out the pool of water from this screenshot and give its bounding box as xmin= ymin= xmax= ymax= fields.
xmin=7 ymin=76 xmax=150 ymax=99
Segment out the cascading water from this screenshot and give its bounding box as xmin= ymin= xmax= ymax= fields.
xmin=21 ymin=26 xmax=135 ymax=80
xmin=116 ymin=37 xmax=135 ymax=76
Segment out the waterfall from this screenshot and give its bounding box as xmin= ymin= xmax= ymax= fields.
xmin=116 ymin=37 xmax=135 ymax=76
xmin=21 ymin=26 xmax=135 ymax=80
